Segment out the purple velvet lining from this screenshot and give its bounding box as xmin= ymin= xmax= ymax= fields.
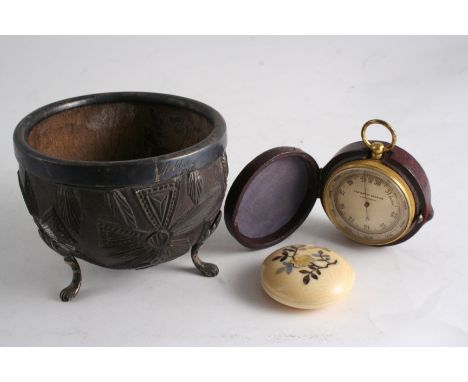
xmin=235 ymin=156 xmax=309 ymax=239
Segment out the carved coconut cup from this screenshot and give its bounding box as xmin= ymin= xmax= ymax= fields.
xmin=14 ymin=92 xmax=228 ymax=301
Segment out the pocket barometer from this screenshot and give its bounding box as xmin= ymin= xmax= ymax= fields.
xmin=225 ymin=119 xmax=433 ymax=249
xmin=321 ymin=120 xmax=431 ymax=245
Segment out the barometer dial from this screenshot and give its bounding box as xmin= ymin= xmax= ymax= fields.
xmin=323 ymin=160 xmax=416 ymax=245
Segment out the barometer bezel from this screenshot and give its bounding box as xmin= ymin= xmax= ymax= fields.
xmin=322 ymin=159 xmax=416 ymax=246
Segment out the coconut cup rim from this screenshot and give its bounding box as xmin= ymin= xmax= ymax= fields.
xmin=13 ymin=92 xmax=227 ymax=187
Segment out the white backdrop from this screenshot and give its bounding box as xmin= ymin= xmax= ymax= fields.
xmin=0 ymin=36 xmax=467 ymax=346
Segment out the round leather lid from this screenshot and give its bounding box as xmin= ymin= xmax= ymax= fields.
xmin=224 ymin=147 xmax=320 ymax=249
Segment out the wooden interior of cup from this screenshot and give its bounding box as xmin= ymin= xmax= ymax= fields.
xmin=27 ymin=102 xmax=214 ymax=161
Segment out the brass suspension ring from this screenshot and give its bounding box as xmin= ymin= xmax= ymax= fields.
xmin=361 ymin=119 xmax=397 ymax=154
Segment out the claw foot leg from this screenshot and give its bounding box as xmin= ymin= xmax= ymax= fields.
xmin=60 ymin=256 xmax=82 ymax=302
xmin=191 ymin=211 xmax=222 ymax=277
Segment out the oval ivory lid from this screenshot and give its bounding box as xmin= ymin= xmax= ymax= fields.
xmin=261 ymin=245 xmax=355 ymax=309
xmin=224 ymin=147 xmax=320 ymax=249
